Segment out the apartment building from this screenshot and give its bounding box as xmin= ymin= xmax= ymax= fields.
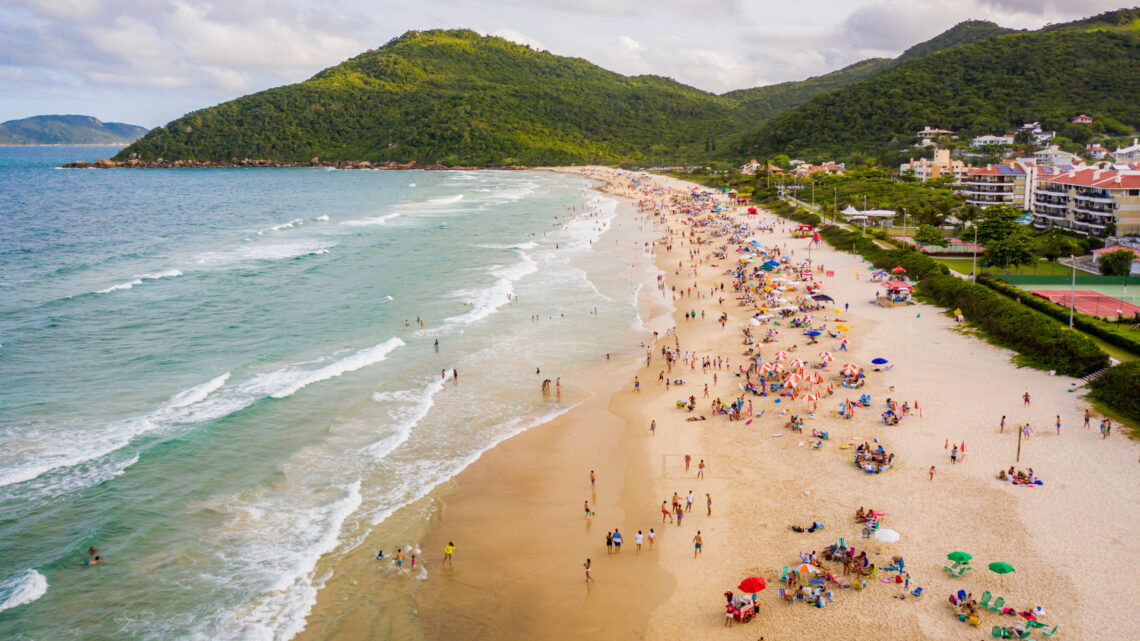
xmin=899 ymin=149 xmax=966 ymax=182
xmin=1031 ymin=167 xmax=1140 ymax=236
xmin=959 ymin=162 xmax=1034 ymax=209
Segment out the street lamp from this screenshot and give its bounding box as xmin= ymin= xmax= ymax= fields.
xmin=1069 ymin=254 xmax=1076 ymax=328
xmin=971 ymin=225 xmax=979 ymax=283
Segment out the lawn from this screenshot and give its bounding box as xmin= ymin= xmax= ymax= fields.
xmin=934 ymin=257 xmax=1077 ymax=277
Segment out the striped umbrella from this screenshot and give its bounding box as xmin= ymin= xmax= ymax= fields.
xmin=818 ymin=351 xmax=834 ymax=362
xmin=759 ymin=362 xmax=773 ymax=374
xmin=791 ymin=563 xmax=820 ymax=575
xmin=789 ymin=358 xmax=804 ymax=370
xmin=773 ymin=351 xmax=790 ymax=361
xmin=840 ymin=363 xmax=860 ymax=376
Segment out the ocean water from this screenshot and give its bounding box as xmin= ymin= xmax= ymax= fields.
xmin=0 ymin=147 xmax=657 ymax=639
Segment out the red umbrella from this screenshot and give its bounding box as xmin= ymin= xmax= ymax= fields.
xmin=891 ymin=266 xmax=907 ymax=273
xmin=738 ymin=576 xmax=767 ymax=593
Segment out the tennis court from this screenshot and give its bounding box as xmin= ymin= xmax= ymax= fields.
xmin=1029 ymin=289 xmax=1140 ymax=317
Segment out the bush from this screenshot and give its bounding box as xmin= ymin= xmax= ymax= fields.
xmin=1088 ymin=362 xmax=1140 ymax=427
xmin=920 ymin=274 xmax=1108 ymax=376
xmin=978 ymin=275 xmax=1140 ymax=357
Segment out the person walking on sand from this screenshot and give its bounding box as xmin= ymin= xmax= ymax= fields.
xmin=649 ymin=528 xmax=656 ymax=549
xmin=1056 ymin=415 xmax=1061 ymax=435
xmin=929 ymin=465 xmax=935 ymax=481
xmin=1000 ymin=415 xmax=1006 ymax=433
xmin=635 ymin=530 xmax=644 ymax=553
xmin=684 ymin=454 xmax=691 ymax=471
xmin=584 ymin=558 xmax=594 ymax=582
xmin=606 ymin=531 xmax=613 ymax=554
xmin=590 ymin=470 xmax=596 ymax=489
xmin=1023 ymin=391 xmax=1030 ymax=406
xmin=584 ymin=501 xmax=593 ymax=519
xmin=396 ymin=550 xmax=405 ymax=573
xmin=950 ymin=445 xmax=958 ymax=464
xmin=650 ymin=420 xmax=656 ymax=436
xmin=443 ymin=542 xmax=455 ymax=567
xmin=697 ymin=459 xmax=705 ymax=479
xmin=613 ymin=528 xmax=622 ymax=552
xmin=693 ymin=531 xmax=703 ymax=558
xmin=1023 ymin=423 xmax=1032 ymax=440
xmin=706 ymin=493 xmax=712 ymax=516
xmin=686 ymin=490 xmax=694 ymax=512
xmin=662 ymin=501 xmax=673 ymax=523
xmin=1084 ymin=409 xmax=1091 ymax=429
xmin=676 ymin=507 xmax=684 ymax=527
xmin=634 ymin=376 xmax=640 ymax=392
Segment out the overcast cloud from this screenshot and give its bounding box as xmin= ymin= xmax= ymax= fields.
xmin=0 ymin=0 xmax=1131 ymax=126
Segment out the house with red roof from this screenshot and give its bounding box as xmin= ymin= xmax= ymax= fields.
xmin=1071 ymin=114 xmax=1094 ymax=125
xmin=958 ymin=161 xmax=1033 ymax=209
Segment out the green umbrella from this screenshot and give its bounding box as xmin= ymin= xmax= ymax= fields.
xmin=988 ymin=562 xmax=1014 ymax=574
xmin=947 ymin=551 xmax=972 ymax=563
xmin=989 ymin=561 xmax=1015 ymax=586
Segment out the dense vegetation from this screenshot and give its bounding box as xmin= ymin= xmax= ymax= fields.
xmin=0 ymin=115 xmax=147 ymax=145
xmin=118 ymin=30 xmax=750 ymax=166
xmin=738 ymin=26 xmax=1140 ymax=160
xmin=1088 ymin=362 xmax=1140 ymax=426
xmin=895 ymin=20 xmax=1015 ymax=61
xmin=722 ymin=59 xmax=891 ymax=125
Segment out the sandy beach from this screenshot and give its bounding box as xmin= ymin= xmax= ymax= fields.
xmin=301 ymin=166 xmax=1140 ymax=641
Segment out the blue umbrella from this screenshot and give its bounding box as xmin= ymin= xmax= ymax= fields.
xmin=807 ymin=331 xmax=822 ymax=337
xmin=871 ymin=358 xmax=889 ymax=365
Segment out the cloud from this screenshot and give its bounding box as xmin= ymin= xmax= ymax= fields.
xmin=492 ymin=28 xmax=547 ymax=51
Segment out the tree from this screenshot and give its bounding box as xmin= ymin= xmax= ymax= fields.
xmin=975 ymin=204 xmax=1024 ymax=246
xmin=956 ymin=204 xmax=983 ymax=228
xmin=914 ymin=224 xmax=949 ymax=247
xmin=984 ymin=228 xmax=1036 ymax=273
xmin=1099 ymin=249 xmax=1136 ymax=276
xmin=1038 ymin=233 xmax=1079 ymax=262
xmin=771 ymin=154 xmax=791 ymax=168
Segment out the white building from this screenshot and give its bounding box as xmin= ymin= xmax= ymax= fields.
xmin=971 ymin=134 xmax=1015 ymax=148
xmin=900 ymin=149 xmax=967 ymax=182
xmin=916 ymin=126 xmax=954 ymax=147
xmin=1034 ymin=145 xmax=1081 ymax=166
xmin=1116 ymin=138 xmax=1140 ymax=163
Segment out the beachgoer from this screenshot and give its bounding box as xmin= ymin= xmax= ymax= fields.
xmin=375 ymin=549 xmax=384 ymax=560
xmin=584 ymin=501 xmax=593 ymax=519
xmin=635 ymin=530 xmax=643 ymax=553
xmin=606 ymin=531 xmax=614 ymax=554
xmin=590 ymin=470 xmax=596 ymax=489
xmin=452 ymin=369 xmax=458 ymax=382
xmin=698 ymin=459 xmax=705 ymax=479
xmin=1056 ymin=415 xmax=1061 ymax=435
xmin=686 ymin=490 xmax=693 ymax=512
xmin=950 ymin=445 xmax=958 ymax=464
xmin=684 ymin=454 xmax=691 ymax=471
xmin=1084 ymin=409 xmax=1091 ymax=429
xmin=613 ymin=529 xmax=622 ymax=552
xmin=1000 ymin=415 xmax=1006 ymax=433
xmin=662 ymin=501 xmax=673 ymax=523
xmin=443 ymin=542 xmax=455 ymax=567
xmin=1023 ymin=423 xmax=1032 ymax=440
xmin=649 ymin=528 xmax=656 ymax=549
xmin=929 ymin=465 xmax=935 ymax=480
xmin=584 ymin=558 xmax=594 ymax=582
xmin=411 ymin=555 xmax=416 ymax=569
xmin=396 ymin=550 xmax=405 ymax=572
xmin=82 ymin=556 xmax=103 ymax=566
xmin=1023 ymin=391 xmax=1030 ymax=406
xmin=650 ymin=420 xmax=656 ymax=436
xmin=706 ymin=493 xmax=712 ymax=516
xmin=693 ymin=531 xmax=703 ymax=557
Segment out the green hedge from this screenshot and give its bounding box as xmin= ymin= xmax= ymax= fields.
xmin=978 ymin=275 xmax=1140 ymax=357
xmin=1088 ymin=362 xmax=1140 ymax=426
xmin=920 ymin=274 xmax=1108 ymax=376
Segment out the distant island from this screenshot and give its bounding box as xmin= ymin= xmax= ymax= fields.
xmin=1 ymin=115 xmax=148 ymax=145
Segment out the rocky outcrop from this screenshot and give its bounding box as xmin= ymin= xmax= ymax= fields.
xmin=60 ymin=158 xmax=515 ymax=170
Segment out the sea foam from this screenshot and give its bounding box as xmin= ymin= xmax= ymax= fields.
xmin=94 ymin=269 xmax=182 ymax=294
xmin=0 ymin=569 xmax=48 ymax=613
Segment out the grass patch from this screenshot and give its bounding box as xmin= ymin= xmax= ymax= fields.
xmin=934 ymin=257 xmax=1075 ymax=277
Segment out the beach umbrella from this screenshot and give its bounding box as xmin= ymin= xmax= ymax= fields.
xmin=840 ymin=363 xmax=860 ymax=376
xmin=738 ymin=577 xmax=767 ymax=593
xmin=891 ymin=266 xmax=907 ymax=273
xmin=759 ymin=362 xmax=773 ymax=374
xmin=871 ymin=357 xmax=889 ymax=365
xmin=988 ymin=562 xmax=1014 ymax=575
xmin=874 ymin=529 xmax=900 ymax=543
xmin=791 ymin=563 xmax=820 ymax=575
xmin=749 ymin=318 xmax=760 ymax=326
xmin=947 ymin=551 xmax=973 ymax=563
xmin=773 ymin=351 xmax=789 ymax=361
xmin=789 ymin=358 xmax=804 ymax=370
xmin=806 ymin=330 xmax=822 ymax=337
xmin=836 ymin=325 xmax=851 ymax=332
xmin=818 ymin=351 xmax=834 ymax=362
xmin=989 ymin=561 xmax=1015 ymax=586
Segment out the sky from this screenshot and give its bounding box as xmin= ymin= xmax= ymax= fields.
xmin=0 ymin=0 xmax=1132 ymax=127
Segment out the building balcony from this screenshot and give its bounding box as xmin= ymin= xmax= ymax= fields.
xmin=1033 ymin=212 xmax=1067 ymax=222
xmin=1033 ymin=199 xmax=1067 ymax=209
xmin=961 ymin=179 xmax=1016 ymax=187
xmin=1034 ymin=187 xmax=1068 ymax=198
xmin=1074 ymin=206 xmax=1114 ymax=217
xmin=1074 ymin=193 xmax=1115 ymax=204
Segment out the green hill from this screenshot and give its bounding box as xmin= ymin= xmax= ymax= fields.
xmin=895 ymin=20 xmax=1015 ymax=62
xmin=0 ymin=115 xmax=147 ymax=145
xmin=737 ymin=26 xmax=1140 ymax=160
xmin=723 ymin=58 xmax=891 ymax=124
xmin=117 ymin=30 xmax=747 ymax=167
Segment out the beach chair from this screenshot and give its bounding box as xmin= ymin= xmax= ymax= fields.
xmin=952 ymin=565 xmax=972 ymax=577
xmin=862 ymin=527 xmax=872 ymax=539
xmin=911 ymin=587 xmax=923 ymax=598
xmin=988 ymin=596 xmax=1004 ymax=613
xmin=980 ymin=591 xmax=992 ymax=608
xmin=1040 ymin=625 xmax=1059 ymax=637
xmin=1026 ymin=620 xmax=1047 ymax=629
xmin=838 ymin=537 xmax=845 ymax=549
xmin=944 ymin=561 xmax=961 ymax=574
xmin=779 ymin=566 xmax=788 ymax=582
xmin=991 ymin=626 xmax=1006 ymax=639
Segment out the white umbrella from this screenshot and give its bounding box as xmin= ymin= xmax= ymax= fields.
xmin=749 ymin=318 xmax=761 ymax=326
xmin=874 ymin=529 xmax=900 ymax=543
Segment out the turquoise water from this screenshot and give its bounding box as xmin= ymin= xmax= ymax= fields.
xmin=0 ymin=147 xmax=655 ymax=639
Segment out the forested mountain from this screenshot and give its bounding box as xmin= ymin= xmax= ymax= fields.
xmin=117 ymin=30 xmax=748 ymax=166
xmin=0 ymin=115 xmax=147 ymax=145
xmin=895 ymin=20 xmax=1014 ymax=62
xmin=737 ymin=25 xmax=1140 ymax=160
xmin=722 ymin=59 xmax=891 ymax=124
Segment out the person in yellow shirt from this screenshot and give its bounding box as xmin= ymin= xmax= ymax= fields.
xmin=443 ymin=541 xmax=455 ymax=567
